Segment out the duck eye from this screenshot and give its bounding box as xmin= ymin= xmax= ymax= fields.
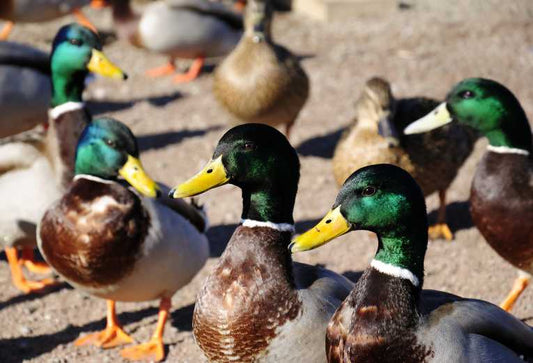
xmin=362 ymin=186 xmax=376 ymax=197
xmin=105 ymin=139 xmax=116 ymax=148
xmin=459 ymin=90 xmax=474 ymax=99
xmin=69 ymin=38 xmax=82 ymax=46
xmin=242 ymin=142 xmax=256 ymax=151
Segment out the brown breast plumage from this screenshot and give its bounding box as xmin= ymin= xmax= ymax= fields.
xmin=192 ymin=226 xmax=301 ymax=362
xmin=39 ymin=177 xmax=150 ymax=287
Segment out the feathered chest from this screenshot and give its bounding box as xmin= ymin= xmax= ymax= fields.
xmin=39 ymin=177 xmax=150 ymax=287
xmin=193 ymin=226 xmax=301 ymax=362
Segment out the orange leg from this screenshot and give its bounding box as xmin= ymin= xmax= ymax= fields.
xmin=0 ymin=21 xmax=14 ymax=40
xmin=428 ymin=190 xmax=453 ymax=241
xmin=4 ymin=247 xmax=57 ymax=294
xmin=500 ymin=274 xmax=530 ymax=312
xmin=91 ymin=0 xmax=109 ymax=9
xmin=173 ymin=57 xmax=205 ymax=84
xmin=234 ymin=0 xmax=247 ymax=12
xmin=120 ymin=297 xmax=170 ymax=362
xmin=146 ymin=60 xmax=177 ymax=78
xmin=72 ymin=9 xmax=98 ymax=34
xmin=75 ymin=300 xmax=134 ymax=348
xmin=20 ymin=248 xmax=52 ymax=275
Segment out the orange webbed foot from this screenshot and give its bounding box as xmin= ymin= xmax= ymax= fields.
xmin=146 ymin=62 xmax=176 ymax=78
xmin=75 ymin=324 xmax=134 ymax=348
xmin=428 ymin=223 xmax=453 ymax=241
xmin=0 ymin=21 xmax=14 ymax=40
xmin=500 ymin=275 xmax=530 ymax=312
xmin=21 ymin=248 xmax=53 ymax=275
xmin=120 ymin=338 xmax=164 ymax=361
xmin=5 ymin=247 xmax=58 ymax=294
xmin=14 ymin=277 xmax=58 ymax=294
xmin=172 ymin=57 xmax=204 ymax=84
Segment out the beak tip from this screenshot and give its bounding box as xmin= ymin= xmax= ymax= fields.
xmin=168 ymin=188 xmax=176 ymax=199
xmin=288 ymin=241 xmax=296 ymax=253
xmin=122 ymin=73 xmax=128 ymax=81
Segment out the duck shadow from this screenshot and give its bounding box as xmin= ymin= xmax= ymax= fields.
xmin=427 ymin=200 xmax=473 ymax=235
xmin=206 ymin=218 xmax=321 ymax=257
xmin=0 ymin=302 xmax=195 ymax=362
xmin=86 ymin=91 xmax=185 ymax=115
xmin=137 ymin=125 xmax=222 ymax=152
xmin=296 ymin=127 xmax=344 ymax=159
xmin=0 ymin=282 xmax=71 ymax=312
xmin=341 ymin=270 xmax=363 ymax=283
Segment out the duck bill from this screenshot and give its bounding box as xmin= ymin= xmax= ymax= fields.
xmin=289 ymin=206 xmax=351 ymax=253
xmin=403 ymin=102 xmax=452 ymax=135
xmin=170 ymin=156 xmax=229 ymax=199
xmin=87 ymin=49 xmax=128 ymax=80
xmin=119 ymin=155 xmax=160 ymax=198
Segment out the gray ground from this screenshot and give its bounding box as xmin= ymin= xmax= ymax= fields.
xmin=1 ymin=1 xmax=532 ymax=362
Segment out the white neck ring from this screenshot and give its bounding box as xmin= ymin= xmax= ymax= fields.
xmin=241 ymin=219 xmax=295 ymax=233
xmin=49 ymin=102 xmax=85 ymax=120
xmin=371 ymin=259 xmax=420 ymax=287
xmin=487 ymin=145 xmax=530 ymax=156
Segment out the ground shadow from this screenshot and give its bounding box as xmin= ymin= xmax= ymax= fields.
xmin=296 ymin=127 xmax=344 ymax=159
xmin=170 ymin=303 xmax=195 ymax=332
xmin=206 ymin=218 xmax=321 ymax=257
xmin=0 ymin=303 xmax=172 ymax=362
xmin=0 ymin=283 xmax=71 ymax=312
xmin=86 ymin=91 xmax=184 ymax=115
xmin=427 ymin=200 xmax=473 ymax=235
xmin=137 ymin=125 xmax=222 ymax=152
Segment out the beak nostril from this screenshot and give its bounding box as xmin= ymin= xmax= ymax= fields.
xmin=325 ymin=219 xmax=332 ymax=224
xmin=206 ymin=169 xmax=213 ymax=174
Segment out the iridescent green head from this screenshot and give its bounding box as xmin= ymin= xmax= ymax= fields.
xmin=291 ymin=164 xmax=427 ymax=282
xmin=50 ymin=24 xmax=127 ymax=107
xmin=171 ymin=124 xmax=299 ymax=224
xmin=75 ymin=118 xmax=159 ymax=198
xmin=405 ymin=78 xmax=532 ymax=152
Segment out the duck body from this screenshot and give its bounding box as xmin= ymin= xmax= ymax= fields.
xmin=0 ymin=0 xmax=90 ymax=22
xmin=0 ymin=105 xmax=88 ymax=250
xmin=470 ymin=151 xmax=532 ymax=273
xmin=0 ymin=41 xmax=50 ymax=137
xmin=136 ymin=0 xmax=242 ymax=59
xmin=333 ymin=80 xmax=475 ymax=194
xmin=38 ymin=176 xmax=209 ymax=302
xmin=194 ymin=224 xmax=351 ymax=362
xmin=327 ymin=267 xmax=533 ymax=363
xmin=214 ymin=37 xmax=309 ymax=131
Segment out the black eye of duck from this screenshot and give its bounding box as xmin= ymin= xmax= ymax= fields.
xmin=242 ymin=142 xmax=256 ymax=151
xmin=69 ymin=38 xmax=82 ymax=46
xmin=361 ymin=186 xmax=376 ymax=197
xmin=105 ymin=139 xmax=116 ymax=148
xmin=459 ymin=90 xmax=475 ymax=99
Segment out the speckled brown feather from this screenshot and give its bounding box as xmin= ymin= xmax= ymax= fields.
xmin=470 ymin=152 xmax=533 ymax=272
xmin=213 ymin=37 xmax=309 ymax=129
xmin=39 ymin=178 xmax=150 ymax=287
xmin=193 ymin=226 xmax=301 ymax=362
xmin=333 ymin=78 xmax=476 ymax=195
xmin=326 ymin=268 xmax=434 ymax=363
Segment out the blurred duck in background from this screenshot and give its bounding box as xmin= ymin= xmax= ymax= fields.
xmin=0 ymin=24 xmax=127 ymax=294
xmin=0 ymin=41 xmax=50 ymax=137
xmin=38 ymin=118 xmax=209 ymax=362
xmin=0 ymin=0 xmax=102 ymax=39
xmin=405 ymin=78 xmax=532 ymax=312
xmin=332 ymin=77 xmax=477 ymax=241
xmin=108 ymin=0 xmax=242 ymax=83
xmin=290 ymin=164 xmax=533 ymax=362
xmin=213 ymin=0 xmax=309 ymax=139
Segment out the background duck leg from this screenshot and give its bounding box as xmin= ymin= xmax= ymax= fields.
xmin=428 ymin=189 xmax=453 ymax=241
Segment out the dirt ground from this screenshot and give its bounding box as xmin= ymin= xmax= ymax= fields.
xmin=1 ymin=1 xmax=532 ymax=362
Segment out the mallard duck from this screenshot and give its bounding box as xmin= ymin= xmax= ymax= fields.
xmin=0 ymin=41 xmax=50 ymax=137
xmin=37 ymin=117 xmax=209 ymax=362
xmin=290 ymin=164 xmax=533 ymax=362
xmin=333 ymin=77 xmax=476 ymax=241
xmin=0 ymin=0 xmax=99 ymax=39
xmin=0 ymin=23 xmax=127 ymax=293
xmin=169 ymin=123 xmax=353 ymax=362
xmin=108 ymin=0 xmax=242 ymax=83
xmin=213 ymin=0 xmax=309 ymax=139
xmin=404 ymin=78 xmax=532 ymax=312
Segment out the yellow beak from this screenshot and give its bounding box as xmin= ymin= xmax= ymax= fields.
xmin=170 ymin=155 xmax=230 ymax=199
xmin=403 ymin=102 xmax=452 ymax=135
xmin=119 ymin=155 xmax=159 ymax=198
xmin=87 ymin=49 xmax=128 ymax=80
xmin=289 ymin=206 xmax=351 ymax=253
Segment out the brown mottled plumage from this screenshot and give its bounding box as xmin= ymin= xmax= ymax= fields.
xmin=333 ymin=77 xmax=476 ymax=240
xmin=213 ymin=0 xmax=309 ymax=138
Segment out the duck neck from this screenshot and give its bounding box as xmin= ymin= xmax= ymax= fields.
xmin=373 ymin=223 xmax=427 ymax=289
xmin=245 ymin=1 xmax=273 ymax=43
xmin=485 ymin=106 xmax=532 ymax=154
xmin=241 ymin=183 xmax=295 ymax=227
xmin=50 ymin=71 xmax=86 ymax=108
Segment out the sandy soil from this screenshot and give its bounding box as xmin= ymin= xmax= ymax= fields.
xmin=1 ymin=1 xmax=532 ymax=362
